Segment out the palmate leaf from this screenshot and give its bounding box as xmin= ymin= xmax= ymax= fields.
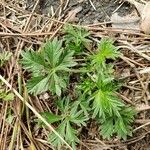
xmin=57 ymin=97 xmax=88 ymax=126
xmin=40 ymin=112 xmax=62 ymax=124
xmin=35 ymin=97 xmax=88 ymax=149
xmin=43 ymin=38 xmax=63 ymax=67
xmin=114 ymin=117 xmax=130 ymax=140
xmin=21 ymin=50 xmax=47 ymax=74
xmin=48 ymin=120 xmax=79 ymax=150
xmin=47 ymin=97 xmax=88 ymax=150
xmin=66 ymin=121 xmax=79 ymax=149
xmin=100 ymin=107 xmax=135 ymax=140
xmin=27 ymin=75 xmax=50 ymax=95
xmin=49 ymin=73 xmax=67 ymax=96
xmin=0 ymin=89 xmax=14 ymax=101
xmin=37 ymin=112 xmax=62 ymax=127
xmin=48 ymin=121 xmax=66 ymax=150
xmin=114 ymin=107 xmax=135 ymax=140
xmin=56 ymin=50 xmax=77 ymax=71
xmin=91 ymin=70 xmax=124 ymax=120
xmin=63 ymin=24 xmax=91 ymax=52
xmin=43 ymin=38 xmax=77 ymax=70
xmin=21 ymin=38 xmax=77 ymax=96
xmin=100 ymin=117 xmax=114 ymax=139
xmin=92 ymin=38 xmax=120 ymax=67
xmin=72 ymin=94 xmax=91 ymax=116
xmin=100 ymin=118 xmax=133 ymax=140
xmin=92 ymin=89 xmax=124 ymax=120
xmin=63 ymin=24 xmax=90 ymax=43
xmin=69 ymin=107 xmax=88 ymax=127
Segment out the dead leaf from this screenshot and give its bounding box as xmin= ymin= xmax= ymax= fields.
xmin=140 ymin=2 xmax=150 ymax=34
xmin=66 ymin=6 xmax=82 ymax=22
xmin=124 ymin=0 xmax=144 ymax=16
xmin=124 ymin=0 xmax=150 ymax=34
xmin=39 ymin=92 xmax=50 ymax=100
xmin=111 ymin=13 xmax=140 ymax=31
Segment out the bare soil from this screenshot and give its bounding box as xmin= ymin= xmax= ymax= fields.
xmin=37 ymin=0 xmax=133 ymax=24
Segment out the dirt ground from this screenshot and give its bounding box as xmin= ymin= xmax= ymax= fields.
xmin=36 ymin=0 xmax=133 ymax=24
xmin=0 ymin=0 xmax=150 ymax=150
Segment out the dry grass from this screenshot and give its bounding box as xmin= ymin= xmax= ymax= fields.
xmin=0 ymin=0 xmax=150 ymax=150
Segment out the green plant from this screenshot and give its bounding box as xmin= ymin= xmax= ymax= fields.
xmin=21 ymin=38 xmax=77 ymax=96
xmin=6 ymin=108 xmax=14 ymax=125
xmin=78 ymin=38 xmax=135 ymax=140
xmin=0 ymin=87 xmax=14 ymax=101
xmin=92 ymin=38 xmax=120 ymax=68
xmin=21 ymin=25 xmax=136 ymax=149
xmin=0 ymin=51 xmax=12 ymax=67
xmin=63 ymin=24 xmax=91 ymax=53
xmin=39 ymin=97 xmax=88 ymax=150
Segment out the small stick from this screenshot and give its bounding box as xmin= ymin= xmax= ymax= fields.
xmin=133 ymin=121 xmax=150 ymax=132
xmin=0 ymin=32 xmax=53 ymax=36
xmin=89 ymin=0 xmax=96 ymax=10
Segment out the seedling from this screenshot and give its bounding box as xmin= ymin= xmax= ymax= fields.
xmin=21 ymin=38 xmax=77 ymax=96
xmin=0 ymin=51 xmax=12 ymax=67
xmin=63 ymin=24 xmax=91 ymax=53
xmin=38 ymin=97 xmax=88 ymax=150
xmin=77 ymin=38 xmax=135 ymax=139
xmin=0 ymin=85 xmax=14 ymax=101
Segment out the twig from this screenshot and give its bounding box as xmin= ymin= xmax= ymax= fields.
xmin=0 ymin=32 xmax=53 ymax=36
xmin=133 ymin=121 xmax=150 ymax=132
xmin=89 ymin=0 xmax=96 ymax=10
xmin=119 ymin=41 xmax=150 ymax=61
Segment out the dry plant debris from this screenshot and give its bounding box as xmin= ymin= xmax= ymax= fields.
xmin=0 ymin=0 xmax=150 ymax=150
xmin=123 ymin=0 xmax=150 ymax=34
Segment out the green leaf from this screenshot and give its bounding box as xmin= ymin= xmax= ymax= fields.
xmin=63 ymin=24 xmax=91 ymax=53
xmin=66 ymin=121 xmax=79 ymax=149
xmin=21 ymin=50 xmax=47 ymax=74
xmin=114 ymin=117 xmax=129 ymax=140
xmin=48 ymin=120 xmax=78 ymax=150
xmin=0 ymin=51 xmax=12 ymax=66
xmin=48 ymin=122 xmax=66 ymax=150
xmin=114 ymin=107 xmax=135 ymax=139
xmin=44 ymin=38 xmax=63 ymax=67
xmin=99 ymin=107 xmax=135 ymax=140
xmin=70 ymin=109 xmax=88 ymax=126
xmin=3 ymin=93 xmax=14 ymax=101
xmin=58 ymin=97 xmax=88 ymax=126
xmin=56 ymin=50 xmax=77 ymax=71
xmin=27 ymin=76 xmax=50 ymax=95
xmin=72 ymin=94 xmax=91 ymax=116
xmin=100 ymin=118 xmax=114 ymax=139
xmin=0 ymin=89 xmax=14 ymax=101
xmin=48 ymin=97 xmax=87 ymax=149
xmin=6 ymin=109 xmax=14 ymax=124
xmin=92 ymin=38 xmax=120 ymax=67
xmin=40 ymin=112 xmax=62 ymax=124
xmin=92 ymin=89 xmax=124 ymax=120
xmin=98 ymin=107 xmax=135 ymax=140
xmin=21 ymin=38 xmax=77 ymax=96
